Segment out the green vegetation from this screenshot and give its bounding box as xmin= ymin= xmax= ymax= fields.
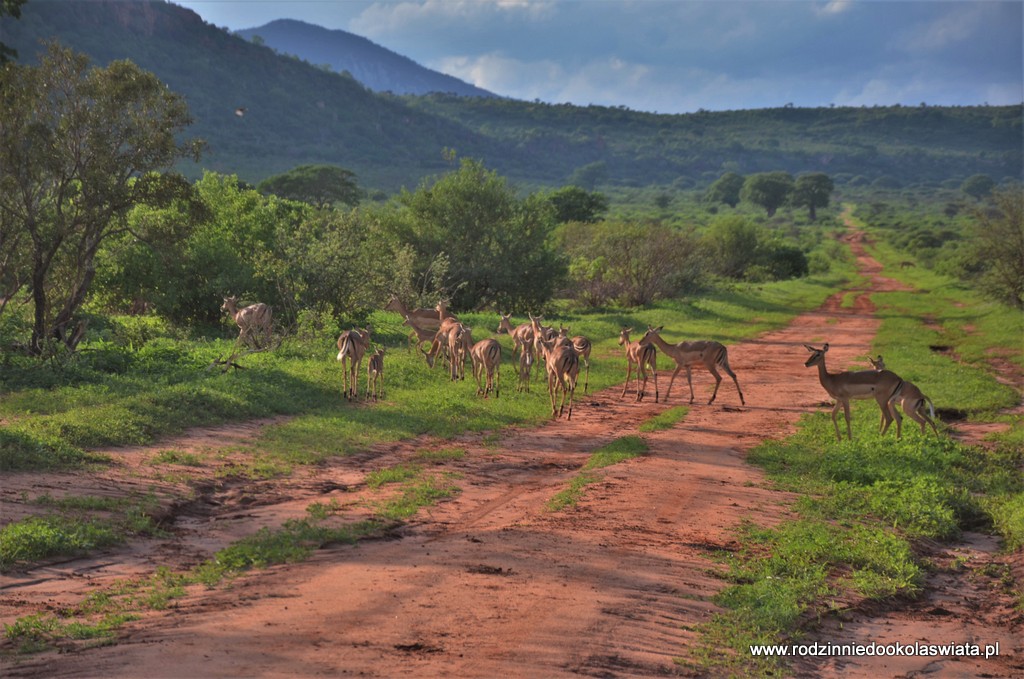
xmin=690 ymin=274 xmax=1023 ymax=677
xmin=547 ymin=436 xmax=648 ymax=511
xmin=638 ymin=406 xmax=689 ymax=432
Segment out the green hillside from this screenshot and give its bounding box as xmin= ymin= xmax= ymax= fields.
xmin=3 ymin=0 xmax=1020 ymax=193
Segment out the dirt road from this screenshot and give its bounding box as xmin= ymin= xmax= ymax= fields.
xmin=2 ymin=236 xmax=1020 ymax=678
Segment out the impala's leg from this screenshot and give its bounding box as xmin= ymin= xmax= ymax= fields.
xmin=665 ymin=365 xmax=683 ymax=401
xmin=686 ymin=367 xmax=696 ymax=404
xmin=636 ymin=363 xmax=646 ymax=402
xmin=651 ymin=356 xmax=659 ymax=403
xmin=905 ymin=399 xmax=934 ymax=435
xmin=582 ymin=359 xmax=590 ymax=393
xmin=566 ymin=377 xmax=575 ymax=420
xmin=707 ymin=365 xmax=723 ymax=405
xmin=881 ymin=397 xmax=899 ymax=436
xmin=621 ymin=362 xmax=633 ymax=399
xmin=842 ymin=400 xmax=855 ymax=440
xmin=876 ymin=393 xmax=896 ymax=438
xmin=829 ymin=402 xmax=843 ymax=441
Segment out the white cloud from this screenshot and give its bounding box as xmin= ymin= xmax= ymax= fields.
xmin=815 ymin=1 xmax=852 ymax=17
xmin=898 ymin=4 xmax=987 ymax=52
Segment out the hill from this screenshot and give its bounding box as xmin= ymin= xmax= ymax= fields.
xmin=2 ymin=0 xmax=1020 ymax=193
xmin=235 ymin=19 xmax=496 ymax=99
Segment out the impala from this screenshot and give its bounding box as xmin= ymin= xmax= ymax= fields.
xmin=516 ymin=343 xmax=534 ymax=393
xmin=537 ymin=334 xmax=579 ymax=419
xmin=884 ymin=379 xmax=939 ymax=438
xmin=570 ymin=334 xmax=592 ymax=393
xmin=496 ymin=313 xmax=535 ymax=359
xmin=870 ymin=356 xmax=938 ymax=438
xmin=804 ymin=343 xmax=904 ymax=441
xmin=366 ymin=347 xmax=385 ymax=401
xmin=446 ymin=322 xmax=470 ymax=381
xmin=402 ymin=314 xmax=437 ymax=353
xmin=462 ymin=327 xmax=502 ymax=398
xmin=422 ymin=302 xmax=462 ymax=370
xmin=384 ymin=295 xmax=440 ymax=330
xmin=222 ymin=296 xmax=272 ymax=349
xmin=337 ymin=327 xmax=371 ymax=401
xmin=638 ymin=326 xmax=744 ymax=405
xmin=618 ymin=327 xmax=658 ymax=403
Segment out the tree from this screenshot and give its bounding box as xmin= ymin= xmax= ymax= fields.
xmin=546 ymin=185 xmax=608 ymax=223
xmin=961 ymin=174 xmax=996 ymax=201
xmin=560 ymin=221 xmax=705 ymax=307
xmin=741 ymin=172 xmax=794 ymax=217
xmin=792 ymin=173 xmax=834 ymax=221
xmin=0 ymin=0 xmax=26 ymax=63
xmin=705 ymin=172 xmax=745 ymax=208
xmin=388 ymin=158 xmax=565 ymax=312
xmin=0 ymin=42 xmax=203 ymax=353
xmin=968 ymin=186 xmax=1024 ymax=309
xmin=257 ymin=164 xmax=362 ymax=209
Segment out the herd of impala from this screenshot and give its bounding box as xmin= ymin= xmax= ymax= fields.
xmin=224 ymin=294 xmax=940 ymax=438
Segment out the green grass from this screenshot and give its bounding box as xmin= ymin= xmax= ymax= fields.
xmin=548 ymin=435 xmax=649 ymax=511
xmin=691 ymin=285 xmax=1024 ymax=677
xmin=639 ymin=406 xmax=689 ymax=432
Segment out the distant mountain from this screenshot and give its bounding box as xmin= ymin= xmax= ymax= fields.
xmin=236 ymin=19 xmax=496 ymax=99
xmin=1 ymin=1 xmax=1019 ymax=193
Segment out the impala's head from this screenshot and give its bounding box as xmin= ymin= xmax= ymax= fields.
xmin=384 ymin=295 xmax=402 ymax=313
xmin=221 ymin=295 xmax=238 ymax=313
xmin=869 ymin=355 xmax=885 ymax=371
xmin=618 ymin=327 xmax=633 ymax=345
xmin=497 ymin=313 xmax=513 ymax=334
xmin=435 ymin=299 xmax=449 ymax=316
xmin=557 ymin=325 xmax=569 ymax=338
xmin=804 ymin=343 xmax=829 ymax=368
xmin=639 ymin=325 xmax=663 ymax=346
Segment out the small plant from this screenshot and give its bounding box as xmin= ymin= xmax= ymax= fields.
xmin=638 ymin=406 xmax=688 ymax=432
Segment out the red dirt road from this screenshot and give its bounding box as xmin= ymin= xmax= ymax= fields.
xmin=2 ymin=237 xmax=1020 ymax=678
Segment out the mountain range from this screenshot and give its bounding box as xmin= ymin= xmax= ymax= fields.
xmin=235 ymin=19 xmax=495 ymax=99
xmin=2 ymin=0 xmax=1020 ymax=193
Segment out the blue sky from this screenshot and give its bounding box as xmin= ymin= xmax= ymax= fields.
xmin=173 ymin=0 xmax=1023 ymax=114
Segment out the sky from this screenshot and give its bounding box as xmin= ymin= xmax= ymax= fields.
xmin=172 ymin=0 xmax=1023 ymax=114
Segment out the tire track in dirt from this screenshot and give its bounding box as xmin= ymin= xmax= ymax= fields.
xmin=3 ymin=226 xmax=1019 ymax=677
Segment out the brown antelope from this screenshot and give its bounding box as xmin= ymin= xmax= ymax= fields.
xmin=337 ymin=327 xmax=371 ymax=401
xmin=804 ymin=343 xmax=904 ymax=441
xmin=402 ymin=314 xmax=437 ymax=353
xmin=496 ymin=313 xmax=535 ymax=359
xmin=422 ymin=301 xmax=461 ymax=370
xmin=884 ymin=379 xmax=939 ymax=438
xmin=618 ymin=327 xmax=658 ymax=403
xmin=537 ymin=334 xmax=579 ymax=419
xmin=464 ymin=328 xmax=502 ymax=398
xmin=571 ymin=335 xmax=592 ymax=393
xmin=869 ymin=356 xmax=938 ymax=438
xmin=366 ymin=347 xmax=385 ymax=401
xmin=446 ymin=322 xmax=470 ymax=381
xmin=639 ymin=326 xmax=744 ymax=405
xmin=384 ymin=295 xmax=440 ymax=330
xmin=221 ymin=296 xmax=272 ymax=348
xmin=516 ymin=343 xmax=534 ymax=393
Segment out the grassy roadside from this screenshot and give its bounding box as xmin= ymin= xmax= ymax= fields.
xmin=689 ymin=246 xmax=1023 ymax=677
xmin=2 ymin=451 xmax=461 ymax=654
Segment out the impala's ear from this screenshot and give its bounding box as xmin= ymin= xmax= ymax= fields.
xmin=655 ymin=325 xmax=663 ymax=332
xmin=626 ymin=327 xmax=633 ymax=333
xmin=822 ymin=343 xmax=829 ymax=352
xmin=804 ymin=344 xmax=816 ymax=352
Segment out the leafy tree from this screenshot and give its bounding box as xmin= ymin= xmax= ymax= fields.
xmin=703 ymin=215 xmax=807 ymax=281
xmin=258 ymin=164 xmax=362 ymax=209
xmin=968 ymin=186 xmax=1023 ymax=309
xmin=741 ymin=172 xmax=795 ymax=217
xmin=0 ymin=42 xmax=202 ymax=353
xmin=560 ymin=220 xmax=705 ymax=307
xmin=388 ymin=158 xmax=565 ymax=312
xmin=961 ymin=174 xmax=996 ymax=201
xmin=792 ymin=173 xmax=834 ymax=221
xmin=0 ymin=0 xmax=26 ymax=63
xmin=705 ymin=172 xmax=745 ymax=208
xmin=547 ymin=186 xmax=608 ymax=223
xmin=567 ymin=161 xmax=609 ymax=191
